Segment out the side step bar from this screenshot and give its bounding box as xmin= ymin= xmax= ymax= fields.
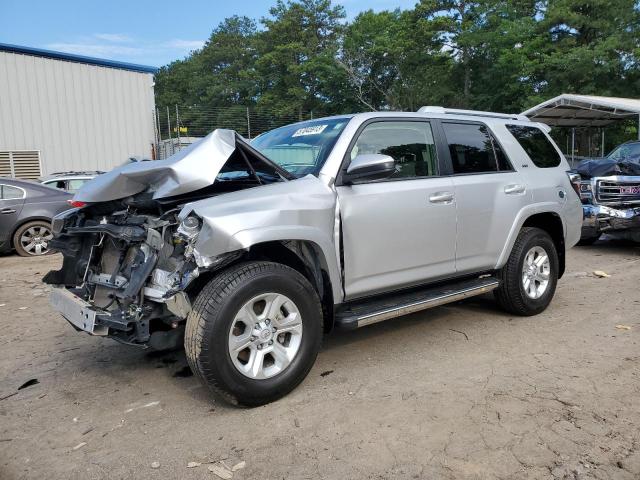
xmin=335 ymin=276 xmax=500 ymax=330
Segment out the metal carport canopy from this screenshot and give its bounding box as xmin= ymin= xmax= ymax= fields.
xmin=522 ymin=94 xmax=640 ymax=128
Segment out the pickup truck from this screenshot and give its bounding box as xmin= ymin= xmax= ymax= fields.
xmin=572 ymin=140 xmax=640 ymax=244
xmin=45 ymin=108 xmax=583 ymax=406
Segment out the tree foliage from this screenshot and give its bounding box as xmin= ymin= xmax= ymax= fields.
xmin=155 ymin=0 xmax=640 ymax=115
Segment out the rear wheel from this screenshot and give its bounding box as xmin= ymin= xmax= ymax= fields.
xmin=184 ymin=261 xmax=323 ymax=406
xmin=495 ymin=227 xmax=559 ymax=316
xmin=13 ymin=221 xmax=54 ymax=256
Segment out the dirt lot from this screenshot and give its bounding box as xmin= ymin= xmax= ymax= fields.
xmin=0 ymin=240 xmax=639 ymax=480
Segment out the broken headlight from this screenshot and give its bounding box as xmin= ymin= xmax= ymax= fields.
xmin=177 ymin=215 xmax=201 ymax=239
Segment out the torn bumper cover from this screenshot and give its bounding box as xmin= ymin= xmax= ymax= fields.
xmin=582 ymin=204 xmax=640 ymax=237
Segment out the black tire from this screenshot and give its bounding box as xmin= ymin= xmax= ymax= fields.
xmin=577 ymin=234 xmax=600 ymax=246
xmin=12 ymin=220 xmax=54 ymax=257
xmin=184 ymin=261 xmax=323 ymax=407
xmin=494 ymin=227 xmax=559 ymax=316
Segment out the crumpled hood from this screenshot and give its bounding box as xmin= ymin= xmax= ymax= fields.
xmin=74 ymin=129 xmax=268 ymax=203
xmin=576 ymin=156 xmax=640 ymax=179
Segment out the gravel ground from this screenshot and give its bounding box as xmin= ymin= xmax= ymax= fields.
xmin=0 ymin=239 xmax=639 ymax=480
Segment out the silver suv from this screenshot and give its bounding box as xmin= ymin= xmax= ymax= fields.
xmin=45 ymin=108 xmax=582 ymax=406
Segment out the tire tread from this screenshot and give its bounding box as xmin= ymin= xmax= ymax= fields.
xmin=184 ymin=261 xmax=322 ymax=406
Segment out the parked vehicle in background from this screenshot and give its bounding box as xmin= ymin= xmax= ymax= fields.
xmin=39 ymin=171 xmax=103 ymax=193
xmin=45 ymin=108 xmax=582 ymax=406
xmin=0 ymin=178 xmax=72 ymax=256
xmin=570 ymin=140 xmax=640 ymax=244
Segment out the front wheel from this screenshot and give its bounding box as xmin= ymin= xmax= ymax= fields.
xmin=494 ymin=227 xmax=559 ymax=316
xmin=184 ymin=261 xmax=323 ymax=406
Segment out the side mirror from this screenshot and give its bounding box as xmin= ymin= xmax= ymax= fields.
xmin=343 ymin=154 xmax=395 ymax=184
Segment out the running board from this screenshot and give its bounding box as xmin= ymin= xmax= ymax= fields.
xmin=335 ymin=277 xmax=500 ymax=330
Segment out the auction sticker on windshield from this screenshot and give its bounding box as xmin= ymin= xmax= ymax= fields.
xmin=292 ymin=125 xmax=328 ymax=137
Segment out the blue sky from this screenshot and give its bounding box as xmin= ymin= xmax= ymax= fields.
xmin=1 ymin=0 xmax=416 ymax=68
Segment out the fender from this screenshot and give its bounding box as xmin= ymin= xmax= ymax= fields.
xmin=495 ymin=202 xmax=565 ymax=270
xmin=180 ymin=176 xmax=344 ymax=302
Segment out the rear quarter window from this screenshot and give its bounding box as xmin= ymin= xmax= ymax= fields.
xmin=506 ymin=125 xmax=562 ymax=168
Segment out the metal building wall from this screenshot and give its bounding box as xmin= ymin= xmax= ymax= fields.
xmin=0 ymin=51 xmax=155 ymax=175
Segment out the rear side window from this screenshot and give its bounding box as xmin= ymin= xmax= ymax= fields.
xmin=442 ymin=122 xmax=512 ymax=174
xmin=1 ymin=185 xmax=25 ymax=200
xmin=506 ymin=125 xmax=562 ymax=168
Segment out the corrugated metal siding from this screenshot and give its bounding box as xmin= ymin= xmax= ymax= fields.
xmin=0 ymin=51 xmax=155 ymax=175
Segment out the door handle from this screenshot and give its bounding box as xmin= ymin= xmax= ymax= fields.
xmin=504 ymin=184 xmax=526 ymax=195
xmin=0 ymin=208 xmax=16 ymax=214
xmin=429 ymin=191 xmax=454 ymax=204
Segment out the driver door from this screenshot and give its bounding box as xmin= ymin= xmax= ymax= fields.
xmin=336 ymin=120 xmax=457 ymax=299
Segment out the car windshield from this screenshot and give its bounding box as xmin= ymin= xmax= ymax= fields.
xmin=251 ymin=117 xmax=350 ymax=177
xmin=607 ymin=142 xmax=640 ymax=161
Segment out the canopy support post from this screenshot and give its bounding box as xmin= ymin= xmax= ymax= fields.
xmin=601 ymin=128 xmax=605 ymax=156
xmin=571 ymin=128 xmax=575 ymax=163
xmin=638 ymin=114 xmax=640 ymax=140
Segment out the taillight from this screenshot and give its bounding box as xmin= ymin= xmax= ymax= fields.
xmin=67 ymin=199 xmax=87 ymax=208
xmin=567 ymin=172 xmax=581 ymax=197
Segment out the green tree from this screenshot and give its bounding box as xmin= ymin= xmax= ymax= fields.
xmin=255 ymin=0 xmax=347 ymax=116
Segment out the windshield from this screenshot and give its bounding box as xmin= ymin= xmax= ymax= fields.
xmin=251 ymin=117 xmax=350 ymax=177
xmin=607 ymin=142 xmax=640 ymax=161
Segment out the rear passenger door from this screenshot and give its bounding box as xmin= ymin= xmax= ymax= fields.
xmin=439 ymin=121 xmax=530 ymax=273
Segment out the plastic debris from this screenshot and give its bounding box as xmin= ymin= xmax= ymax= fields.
xmin=208 ymin=463 xmax=233 ymax=479
xmin=151 ymin=461 xmax=160 ymax=469
xmin=616 ymin=325 xmax=632 ymax=330
xmin=187 ymin=462 xmax=201 ymax=468
xmin=18 ymin=379 xmax=39 ymax=390
xmin=232 ymin=461 xmax=246 ymax=472
xmin=72 ymin=442 xmax=87 ymax=451
xmin=124 ymin=401 xmax=160 ymax=413
xmin=593 ymin=270 xmax=610 ymax=278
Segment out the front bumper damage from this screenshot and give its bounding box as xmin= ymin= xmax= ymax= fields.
xmin=582 ymin=204 xmax=640 ymax=238
xmin=43 ymin=129 xmax=287 ymax=349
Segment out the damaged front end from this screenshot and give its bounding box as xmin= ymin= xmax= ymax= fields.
xmin=44 ymin=129 xmax=290 ymax=348
xmin=573 ymin=158 xmax=640 ymax=240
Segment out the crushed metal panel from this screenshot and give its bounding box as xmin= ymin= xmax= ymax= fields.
xmin=74 ymin=129 xmax=237 ymax=202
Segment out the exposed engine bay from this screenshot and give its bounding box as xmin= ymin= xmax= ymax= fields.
xmin=43 ymin=129 xmax=293 ymax=348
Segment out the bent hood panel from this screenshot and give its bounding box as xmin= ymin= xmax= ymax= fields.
xmin=75 ymin=129 xmax=242 ymax=203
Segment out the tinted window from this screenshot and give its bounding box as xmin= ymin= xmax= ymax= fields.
xmin=607 ymin=142 xmax=640 ymax=161
xmin=349 ymin=121 xmax=438 ymax=179
xmin=506 ymin=125 xmax=562 ymax=168
xmin=443 ymin=122 xmax=511 ymax=174
xmin=1 ymin=185 xmax=25 ymax=200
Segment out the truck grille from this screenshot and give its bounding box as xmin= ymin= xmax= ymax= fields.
xmin=596 ymin=180 xmax=640 ymax=204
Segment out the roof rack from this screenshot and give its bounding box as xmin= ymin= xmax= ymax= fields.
xmin=417 ymin=106 xmax=530 ymax=122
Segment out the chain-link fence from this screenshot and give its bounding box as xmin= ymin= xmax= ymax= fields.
xmin=153 ymin=106 xmax=326 ymax=159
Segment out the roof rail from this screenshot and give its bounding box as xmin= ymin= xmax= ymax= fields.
xmin=49 ymin=170 xmax=104 ymax=176
xmin=418 ymin=106 xmax=530 ymax=122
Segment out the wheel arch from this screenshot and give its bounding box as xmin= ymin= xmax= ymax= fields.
xmin=497 ymin=208 xmax=566 ymax=279
xmin=189 ymin=240 xmax=338 ymax=333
